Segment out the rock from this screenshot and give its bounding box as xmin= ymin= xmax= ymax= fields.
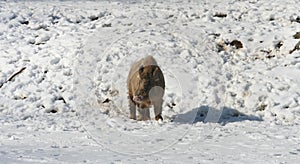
xmin=293 ymin=32 xmax=300 ymax=39
xmin=274 ymin=41 xmax=283 ymax=49
xmin=213 ymin=13 xmax=227 ymax=18
xmin=289 ymin=41 xmax=300 ymax=54
xmin=102 ymin=23 xmax=111 ymax=27
xmin=230 ymin=40 xmax=243 ymax=49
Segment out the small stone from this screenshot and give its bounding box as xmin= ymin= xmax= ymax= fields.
xmin=230 ymin=40 xmax=243 ymax=49
xmin=213 ymin=13 xmax=227 ymax=18
xmin=293 ymin=32 xmax=300 ymax=39
xmin=50 ymin=57 xmax=60 ymax=65
xmin=89 ymin=15 xmax=99 ymax=21
xmin=275 ymin=41 xmax=283 ymax=49
xmin=102 ymin=23 xmax=111 ymax=27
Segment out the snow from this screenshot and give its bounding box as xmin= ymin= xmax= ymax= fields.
xmin=0 ymin=0 xmax=300 ymax=163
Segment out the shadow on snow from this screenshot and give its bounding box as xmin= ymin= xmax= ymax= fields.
xmin=172 ymin=106 xmax=263 ymax=125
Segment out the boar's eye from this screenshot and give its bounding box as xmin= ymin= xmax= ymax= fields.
xmin=139 ymin=66 xmax=144 ymax=74
xmin=139 ymin=89 xmax=146 ymax=95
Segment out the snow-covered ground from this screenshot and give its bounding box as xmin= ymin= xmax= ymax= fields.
xmin=0 ymin=0 xmax=300 ymax=163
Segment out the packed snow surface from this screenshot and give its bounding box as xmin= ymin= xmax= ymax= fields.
xmin=0 ymin=0 xmax=300 ymax=163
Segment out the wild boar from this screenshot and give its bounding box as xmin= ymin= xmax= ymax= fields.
xmin=127 ymin=55 xmax=165 ymax=121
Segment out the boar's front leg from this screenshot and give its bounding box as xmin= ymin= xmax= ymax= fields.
xmin=129 ymin=96 xmax=136 ymax=120
xmin=137 ymin=108 xmax=150 ymax=121
xmin=153 ymin=98 xmax=163 ymax=121
xmin=149 ymin=86 xmax=164 ymax=121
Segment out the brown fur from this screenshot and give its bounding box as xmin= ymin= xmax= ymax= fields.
xmin=127 ymin=55 xmax=165 ymax=121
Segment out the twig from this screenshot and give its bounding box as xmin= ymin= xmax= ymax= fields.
xmin=290 ymin=41 xmax=300 ymax=54
xmin=7 ymin=67 xmax=26 ymax=82
xmin=0 ymin=67 xmax=26 ymax=88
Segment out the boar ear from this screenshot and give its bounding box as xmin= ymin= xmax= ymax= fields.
xmin=139 ymin=66 xmax=144 ymax=74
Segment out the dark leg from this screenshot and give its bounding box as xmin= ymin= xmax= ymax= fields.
xmin=154 ymin=98 xmax=163 ymax=121
xmin=149 ymin=86 xmax=164 ymax=121
xmin=137 ymin=108 xmax=150 ymax=121
xmin=129 ymin=96 xmax=136 ymax=120
xmin=144 ymin=108 xmax=150 ymax=120
xmin=137 ymin=108 xmax=143 ymax=121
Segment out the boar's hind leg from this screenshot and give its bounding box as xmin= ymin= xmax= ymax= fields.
xmin=129 ymin=96 xmax=136 ymax=120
